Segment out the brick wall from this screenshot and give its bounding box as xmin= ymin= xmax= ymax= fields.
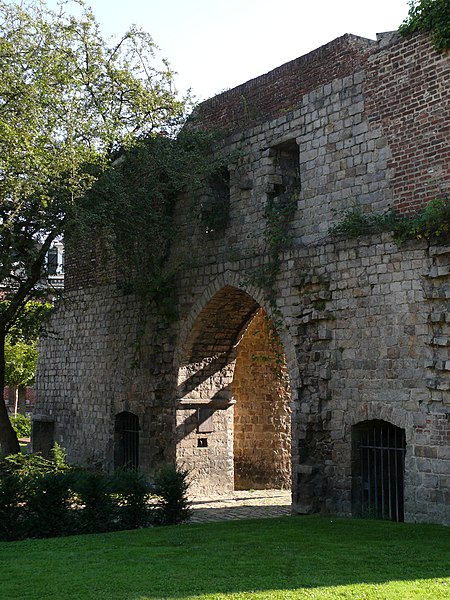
xmin=364 ymin=33 xmax=450 ymax=212
xmin=194 ymin=34 xmax=375 ymax=134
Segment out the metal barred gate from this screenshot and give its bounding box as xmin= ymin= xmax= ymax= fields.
xmin=114 ymin=412 xmax=139 ymax=470
xmin=353 ymin=420 xmax=406 ymax=522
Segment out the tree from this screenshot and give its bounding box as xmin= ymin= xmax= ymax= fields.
xmin=0 ymin=0 xmax=188 ymax=455
xmin=4 ymin=301 xmax=53 ymax=415
xmin=5 ymin=340 xmax=37 ymax=414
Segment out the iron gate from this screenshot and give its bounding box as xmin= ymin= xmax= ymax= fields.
xmin=354 ymin=420 xmax=406 ymax=522
xmin=114 ymin=412 xmax=139 ymax=470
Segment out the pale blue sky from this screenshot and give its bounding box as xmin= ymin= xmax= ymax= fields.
xmin=47 ymin=0 xmax=411 ymax=101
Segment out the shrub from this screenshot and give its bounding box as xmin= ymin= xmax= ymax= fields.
xmin=0 ymin=443 xmax=71 ymax=480
xmin=329 ymin=199 xmax=450 ymax=245
xmin=394 ymin=198 xmax=450 ymax=244
xmin=23 ymin=472 xmax=76 ymax=538
xmin=0 ymin=453 xmax=191 ymax=540
xmin=9 ymin=414 xmax=31 ymax=438
xmin=0 ymin=474 xmax=26 ymax=541
xmin=153 ymin=464 xmax=191 ymax=525
xmin=111 ymin=469 xmax=153 ymax=530
xmin=71 ymin=470 xmax=116 ymax=534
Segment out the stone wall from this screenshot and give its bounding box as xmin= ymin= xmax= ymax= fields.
xmin=233 ymin=308 xmax=291 ymax=490
xmin=35 ymin=31 xmax=449 ymax=524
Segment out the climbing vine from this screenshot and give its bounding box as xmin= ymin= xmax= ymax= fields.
xmin=398 ymin=0 xmax=450 ymax=52
xmin=78 ymin=130 xmax=224 ymax=319
xmin=250 ymin=193 xmax=297 ymax=308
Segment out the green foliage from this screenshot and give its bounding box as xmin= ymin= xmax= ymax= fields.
xmin=70 ymin=470 xmax=115 ymax=534
xmin=4 ymin=338 xmax=37 ymax=388
xmin=394 ymin=198 xmax=450 ymax=243
xmin=153 ymin=463 xmax=191 ymax=525
xmin=0 ymin=443 xmax=71 ymax=480
xmin=265 ymin=194 xmax=297 ymax=257
xmin=0 ymin=451 xmax=192 ymax=539
xmin=25 ymin=472 xmax=76 ymax=538
xmin=0 ymin=0 xmax=188 ymax=454
xmin=329 ymin=199 xmax=450 ymax=244
xmin=399 ymin=0 xmax=450 ymax=52
xmin=9 ymin=414 xmax=31 ymax=438
xmin=111 ymin=469 xmax=153 ymax=530
xmin=3 ymin=300 xmax=52 ymax=388
xmin=249 ymin=193 xmax=297 ymax=307
xmin=329 ymin=204 xmax=398 ymax=238
xmin=80 ymin=130 xmax=222 ymax=315
xmin=0 ymin=473 xmax=26 ymax=541
xmin=1 ymin=301 xmax=53 ymax=344
xmin=0 ymin=445 xmax=73 ymax=539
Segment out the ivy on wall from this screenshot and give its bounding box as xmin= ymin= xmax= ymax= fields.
xmin=78 ymin=131 xmax=225 ymax=318
xmin=398 ymin=0 xmax=450 ymax=52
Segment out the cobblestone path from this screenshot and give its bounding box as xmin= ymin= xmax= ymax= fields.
xmin=188 ymin=489 xmax=292 ymax=524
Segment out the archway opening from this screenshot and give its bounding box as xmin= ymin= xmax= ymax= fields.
xmin=176 ymin=286 xmax=291 ymax=496
xmin=352 ymin=419 xmax=406 ymax=522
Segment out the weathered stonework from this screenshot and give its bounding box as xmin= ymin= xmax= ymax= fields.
xmin=35 ymin=31 xmax=449 ymax=524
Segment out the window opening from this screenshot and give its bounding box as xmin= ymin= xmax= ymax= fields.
xmin=269 ymin=139 xmax=300 ymax=197
xmin=201 ymin=167 xmax=230 ymax=234
xmin=47 ymin=247 xmax=58 ymax=275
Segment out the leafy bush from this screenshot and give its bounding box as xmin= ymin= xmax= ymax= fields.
xmin=0 ymin=443 xmax=71 ymax=480
xmin=399 ymin=0 xmax=450 ymax=52
xmin=24 ymin=472 xmax=76 ymax=538
xmin=0 ymin=450 xmax=191 ymax=540
xmin=71 ymin=470 xmax=116 ymax=534
xmin=329 ymin=205 xmax=398 ymax=239
xmin=329 ymin=199 xmax=450 ymax=245
xmin=394 ymin=198 xmax=450 ymax=244
xmin=0 ymin=474 xmax=26 ymax=541
xmin=111 ymin=469 xmax=153 ymax=530
xmin=9 ymin=413 xmax=31 ymax=438
xmin=153 ymin=464 xmax=191 ymax=525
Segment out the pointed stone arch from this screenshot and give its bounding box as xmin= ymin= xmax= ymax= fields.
xmin=175 ymin=277 xmax=294 ymax=495
xmin=175 ymin=271 xmax=299 ymax=398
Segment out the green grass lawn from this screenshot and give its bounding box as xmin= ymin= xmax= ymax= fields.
xmin=0 ymin=515 xmax=448 ymax=600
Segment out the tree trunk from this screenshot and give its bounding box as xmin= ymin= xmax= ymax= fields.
xmin=0 ymin=330 xmax=20 ymax=456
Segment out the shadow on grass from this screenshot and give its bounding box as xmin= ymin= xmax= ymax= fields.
xmin=0 ymin=515 xmax=449 ymax=600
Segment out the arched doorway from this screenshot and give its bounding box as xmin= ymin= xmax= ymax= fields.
xmin=352 ymin=419 xmax=406 ymax=521
xmin=114 ymin=411 xmax=140 ymax=470
xmin=176 ymin=286 xmax=292 ymax=495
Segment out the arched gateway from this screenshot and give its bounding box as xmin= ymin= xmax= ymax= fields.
xmin=175 ymin=285 xmax=292 ymax=495
xmin=34 ymin=32 xmax=449 ymax=525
